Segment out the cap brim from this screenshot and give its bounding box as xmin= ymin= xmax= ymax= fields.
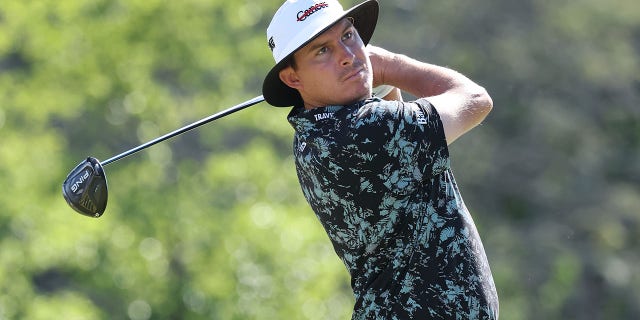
xmin=263 ymin=0 xmax=379 ymax=107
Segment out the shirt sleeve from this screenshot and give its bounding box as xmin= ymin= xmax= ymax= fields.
xmin=350 ymin=99 xmax=450 ymax=195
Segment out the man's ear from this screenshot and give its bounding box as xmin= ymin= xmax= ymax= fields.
xmin=279 ymin=67 xmax=302 ymax=90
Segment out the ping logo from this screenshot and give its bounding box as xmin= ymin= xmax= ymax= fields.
xmin=268 ymin=37 xmax=276 ymax=51
xmin=71 ymin=168 xmax=91 ymax=194
xmin=297 ymin=2 xmax=329 ymax=22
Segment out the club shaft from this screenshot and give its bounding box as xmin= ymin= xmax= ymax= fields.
xmin=102 ymin=95 xmax=265 ymax=166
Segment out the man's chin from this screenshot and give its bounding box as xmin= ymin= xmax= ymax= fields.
xmin=344 ymin=91 xmax=373 ymax=105
xmin=355 ymin=87 xmax=373 ymax=102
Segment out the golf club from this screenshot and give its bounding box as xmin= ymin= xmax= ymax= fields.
xmin=62 ymin=95 xmax=265 ymax=218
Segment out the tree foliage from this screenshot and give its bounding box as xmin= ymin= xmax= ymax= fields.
xmin=0 ymin=0 xmax=638 ymax=319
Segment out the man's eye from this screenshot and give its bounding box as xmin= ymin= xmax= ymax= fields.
xmin=343 ymin=31 xmax=353 ymax=41
xmin=317 ymin=47 xmax=328 ymax=55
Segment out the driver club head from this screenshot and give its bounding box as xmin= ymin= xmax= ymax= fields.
xmin=62 ymin=157 xmax=108 ymax=218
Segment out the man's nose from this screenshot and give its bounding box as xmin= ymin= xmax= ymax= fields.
xmin=338 ymin=43 xmax=356 ymax=66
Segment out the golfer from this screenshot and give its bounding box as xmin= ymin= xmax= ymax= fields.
xmin=263 ymin=0 xmax=499 ymax=318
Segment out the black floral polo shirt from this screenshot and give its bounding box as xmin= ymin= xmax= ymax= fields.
xmin=288 ymin=97 xmax=499 ymax=319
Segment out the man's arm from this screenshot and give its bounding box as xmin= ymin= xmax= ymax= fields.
xmin=368 ymin=46 xmax=493 ymax=145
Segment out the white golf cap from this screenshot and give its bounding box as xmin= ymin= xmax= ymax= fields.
xmin=262 ymin=0 xmax=379 ymax=107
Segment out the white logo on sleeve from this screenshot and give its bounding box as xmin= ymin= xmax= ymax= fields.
xmin=298 ymin=141 xmax=307 ymax=153
xmin=416 ymin=110 xmax=428 ymax=124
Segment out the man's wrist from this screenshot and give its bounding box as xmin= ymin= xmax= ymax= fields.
xmin=368 ymin=45 xmax=396 ymax=86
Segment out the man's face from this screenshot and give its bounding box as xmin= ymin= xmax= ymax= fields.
xmin=279 ymin=19 xmax=373 ymax=109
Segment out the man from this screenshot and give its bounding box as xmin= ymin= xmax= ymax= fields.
xmin=262 ymin=0 xmax=499 ymax=319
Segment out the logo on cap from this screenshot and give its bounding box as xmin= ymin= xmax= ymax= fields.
xmin=268 ymin=37 xmax=276 ymax=51
xmin=297 ymin=2 xmax=329 ymax=22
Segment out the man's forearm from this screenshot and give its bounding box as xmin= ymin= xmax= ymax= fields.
xmin=369 ymin=46 xmax=483 ymax=98
xmin=368 ymin=45 xmax=493 ymax=144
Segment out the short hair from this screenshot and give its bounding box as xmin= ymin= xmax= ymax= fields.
xmin=283 ymin=55 xmax=298 ymax=70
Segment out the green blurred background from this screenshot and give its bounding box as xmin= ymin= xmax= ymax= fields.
xmin=1 ymin=0 xmax=638 ymax=319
